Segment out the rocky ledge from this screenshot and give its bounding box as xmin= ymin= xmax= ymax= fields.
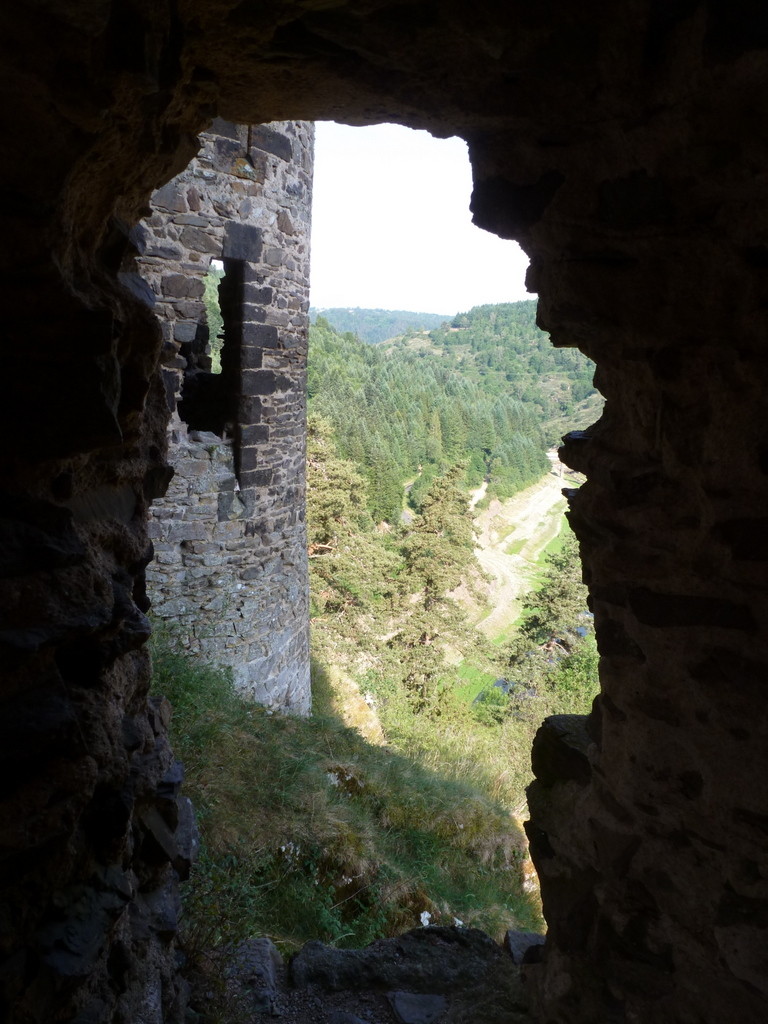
xmin=188 ymin=926 xmax=544 ymax=1024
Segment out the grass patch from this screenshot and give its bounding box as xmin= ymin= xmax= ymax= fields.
xmin=453 ymin=662 xmax=499 ymax=703
xmin=490 ymin=518 xmax=519 ymax=544
xmin=526 ymin=518 xmax=573 ymax=592
xmin=150 ymin=627 xmax=541 ymax=960
xmin=490 ymin=622 xmax=519 ymax=647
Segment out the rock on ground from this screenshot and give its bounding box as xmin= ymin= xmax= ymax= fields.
xmin=189 ymin=927 xmax=540 ymax=1024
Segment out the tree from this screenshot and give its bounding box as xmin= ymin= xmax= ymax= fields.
xmin=391 ymin=466 xmax=479 ymax=706
xmin=505 ymin=530 xmax=598 ymax=713
xmin=402 ymin=463 xmax=473 ymax=608
xmin=306 ymin=415 xmax=400 ymax=617
xmin=306 ymin=414 xmax=368 ymax=549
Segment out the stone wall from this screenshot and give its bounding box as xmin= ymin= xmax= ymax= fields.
xmin=135 ymin=120 xmax=313 ymax=713
xmin=3 ymin=4 xmax=768 ymax=1024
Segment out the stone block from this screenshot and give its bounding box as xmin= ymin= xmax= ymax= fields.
xmin=179 ymin=227 xmax=219 ymax=253
xmin=147 ymin=240 xmax=183 ymax=259
xmin=243 ymin=369 xmax=291 ymax=395
xmin=171 ymin=214 xmax=209 ymax=226
xmin=241 ymin=345 xmax=263 ymax=369
xmin=118 ymin=271 xmax=156 ymax=307
xmin=168 ymin=522 xmax=208 ymax=542
xmin=209 ymin=117 xmax=241 ymax=140
xmin=277 ymin=209 xmax=295 ymax=235
xmin=249 ymin=125 xmax=293 ymax=161
xmin=242 ymin=322 xmax=279 ymax=348
xmin=212 ymin=199 xmax=234 ymax=217
xmin=212 ymin=136 xmax=245 ymax=173
xmin=161 ymin=274 xmax=205 ymax=299
xmin=153 ymin=182 xmax=187 ymax=213
xmin=243 ymin=284 xmax=273 ymax=305
xmin=238 ymin=447 xmax=260 ymax=473
xmin=222 ymin=221 xmax=263 ymax=262
xmin=171 ymin=458 xmax=211 ymax=479
xmin=212 ymin=522 xmax=243 ymax=541
xmin=240 ymin=468 xmax=273 ymax=489
xmin=241 ymin=423 xmax=269 ymax=446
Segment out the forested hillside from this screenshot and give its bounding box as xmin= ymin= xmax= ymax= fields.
xmin=310 ymin=306 xmax=450 ymax=344
xmin=307 ymin=301 xmax=599 ymax=521
xmin=394 ymin=301 xmax=599 ymax=442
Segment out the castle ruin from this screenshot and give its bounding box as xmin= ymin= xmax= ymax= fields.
xmin=136 ymin=119 xmax=313 ymax=713
xmin=2 ymin=4 xmax=768 ymax=1023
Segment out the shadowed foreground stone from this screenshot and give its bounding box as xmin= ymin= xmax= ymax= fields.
xmin=291 ymin=927 xmax=509 ymax=993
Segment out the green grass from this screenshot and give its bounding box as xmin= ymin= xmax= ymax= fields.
xmin=526 ymin=518 xmax=574 ymax=592
xmin=490 ymin=621 xmax=519 ymax=646
xmin=150 ymin=627 xmax=542 ymax=961
xmin=453 ymin=662 xmax=499 ymax=702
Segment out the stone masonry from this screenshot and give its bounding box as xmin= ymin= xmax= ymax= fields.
xmin=135 ymin=120 xmax=314 ymax=714
xmin=5 ymin=6 xmax=768 ymax=1024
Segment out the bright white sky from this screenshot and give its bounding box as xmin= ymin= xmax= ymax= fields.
xmin=309 ymin=122 xmax=532 ymax=316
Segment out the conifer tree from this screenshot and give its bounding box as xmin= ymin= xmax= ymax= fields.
xmin=306 ymin=414 xmax=399 ymax=616
xmin=392 ymin=465 xmax=479 ymax=705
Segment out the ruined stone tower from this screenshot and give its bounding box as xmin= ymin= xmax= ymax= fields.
xmin=135 ymin=120 xmax=314 ymax=713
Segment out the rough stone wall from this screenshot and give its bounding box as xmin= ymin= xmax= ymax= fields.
xmin=3 ymin=4 xmax=768 ymax=1024
xmin=135 ymin=120 xmax=313 ymax=713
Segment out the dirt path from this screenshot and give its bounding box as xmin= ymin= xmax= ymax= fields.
xmin=470 ymin=454 xmax=576 ymax=639
xmin=469 ymin=478 xmax=488 ymax=509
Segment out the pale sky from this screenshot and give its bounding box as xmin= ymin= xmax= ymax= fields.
xmin=309 ymin=122 xmax=532 ymax=315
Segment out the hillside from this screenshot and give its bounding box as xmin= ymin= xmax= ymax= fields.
xmin=385 ymin=301 xmax=601 ymax=444
xmin=310 ymin=306 xmax=450 ymax=344
xmin=308 ymin=316 xmax=550 ymax=522
xmin=307 ymin=301 xmax=601 ymax=522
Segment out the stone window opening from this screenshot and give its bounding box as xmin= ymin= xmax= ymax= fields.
xmin=203 ymin=259 xmax=225 ymax=374
xmin=178 ymin=256 xmax=244 ymax=449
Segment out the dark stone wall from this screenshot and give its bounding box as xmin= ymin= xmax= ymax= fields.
xmin=1 ymin=3 xmax=768 ymax=1022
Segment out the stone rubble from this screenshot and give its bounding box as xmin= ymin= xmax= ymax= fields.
xmin=199 ymin=927 xmax=539 ymax=1024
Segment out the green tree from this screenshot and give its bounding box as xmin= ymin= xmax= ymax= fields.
xmin=306 ymin=413 xmax=368 ymax=549
xmin=514 ymin=532 xmax=587 ymax=654
xmin=505 ymin=531 xmax=598 ymax=713
xmin=306 ymin=415 xmax=399 ymax=616
xmin=392 ymin=466 xmax=479 ymax=706
xmin=402 ymin=464 xmax=473 ymax=609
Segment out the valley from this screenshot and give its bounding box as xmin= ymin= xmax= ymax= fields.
xmin=469 ymin=456 xmax=574 ymax=639
xmin=165 ymin=298 xmax=601 ymax=968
